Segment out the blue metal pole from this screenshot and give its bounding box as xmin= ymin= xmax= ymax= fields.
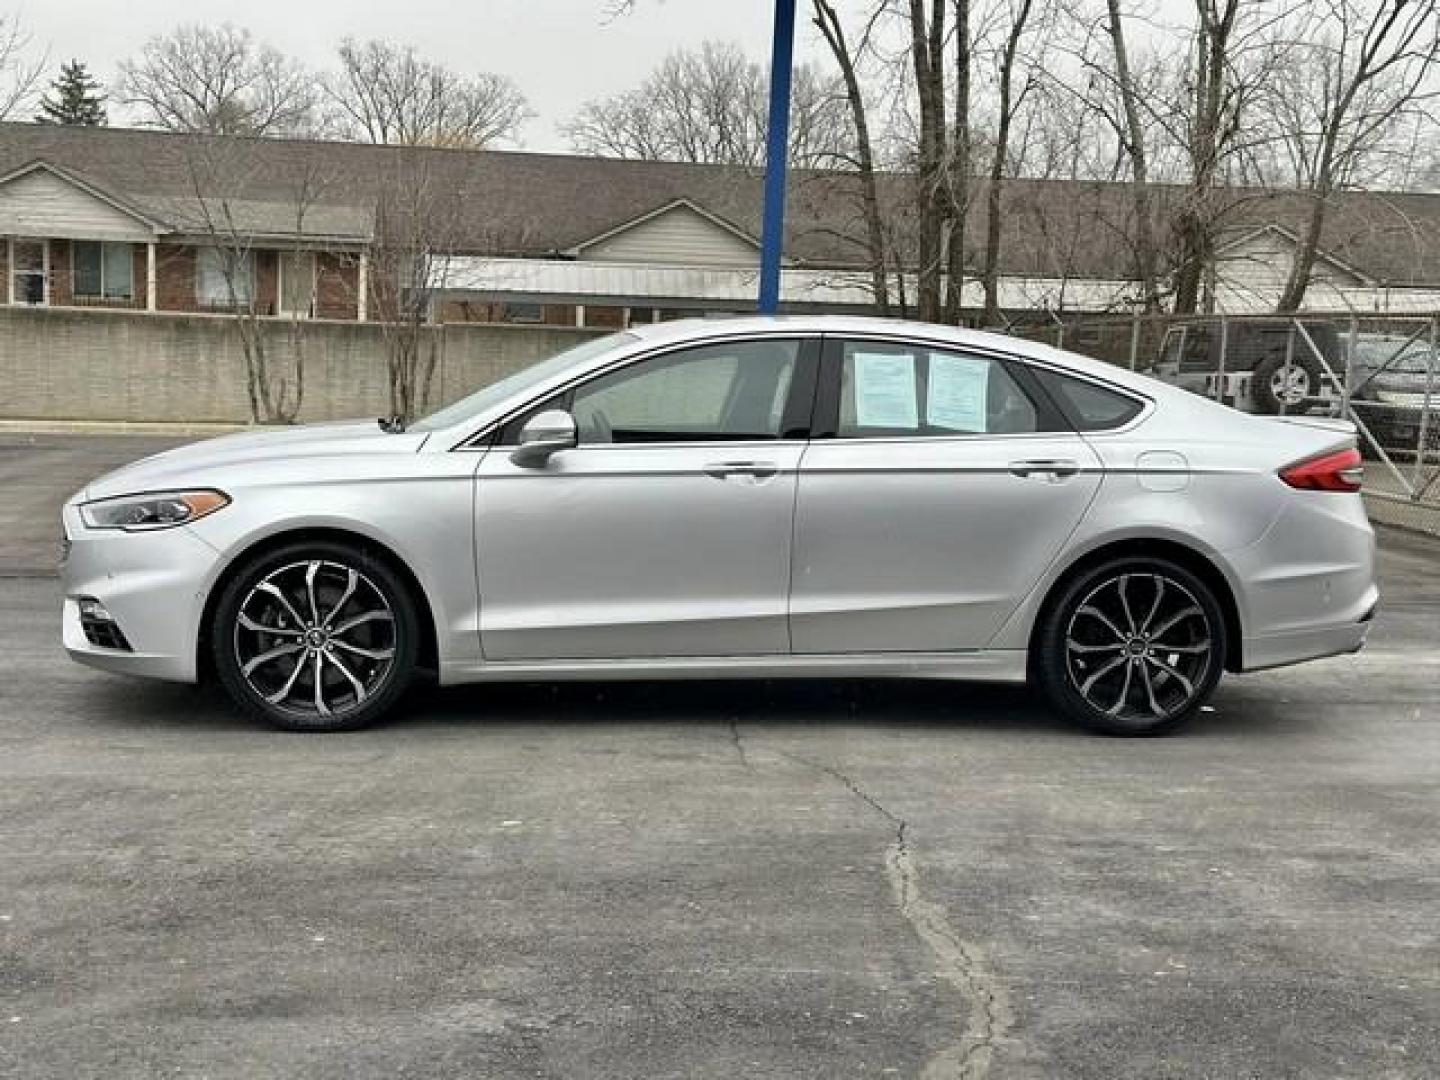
xmin=758 ymin=0 xmax=797 ymax=315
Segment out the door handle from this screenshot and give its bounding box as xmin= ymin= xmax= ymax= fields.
xmin=703 ymin=460 xmax=779 ymax=480
xmin=1009 ymin=458 xmax=1081 ymax=480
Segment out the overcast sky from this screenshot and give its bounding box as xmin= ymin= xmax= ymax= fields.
xmin=20 ymin=0 xmax=840 ymax=152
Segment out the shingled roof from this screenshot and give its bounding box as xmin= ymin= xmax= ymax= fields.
xmin=4 ymin=122 xmax=1439 ymax=286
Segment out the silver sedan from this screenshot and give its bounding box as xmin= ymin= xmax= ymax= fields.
xmin=61 ymin=317 xmax=1378 ymax=735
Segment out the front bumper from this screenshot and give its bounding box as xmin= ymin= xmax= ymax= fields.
xmin=60 ymin=502 xmax=220 ymax=683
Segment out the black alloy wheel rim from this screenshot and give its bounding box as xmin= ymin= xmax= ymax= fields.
xmin=233 ymin=560 xmax=397 ymax=718
xmin=1064 ymin=572 xmax=1214 ymax=722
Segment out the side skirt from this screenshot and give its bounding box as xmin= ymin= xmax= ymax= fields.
xmin=440 ymin=650 xmax=1029 ymax=686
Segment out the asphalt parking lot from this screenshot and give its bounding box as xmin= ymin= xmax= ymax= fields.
xmin=2 ymin=433 xmax=1438 ymax=1078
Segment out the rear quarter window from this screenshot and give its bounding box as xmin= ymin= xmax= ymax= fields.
xmin=1034 ymin=369 xmax=1145 ymax=431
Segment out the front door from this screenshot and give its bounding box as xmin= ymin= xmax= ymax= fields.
xmin=475 ymin=336 xmax=818 ymax=660
xmin=790 ymin=337 xmax=1103 ymax=653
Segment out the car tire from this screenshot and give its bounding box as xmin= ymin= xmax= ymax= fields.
xmin=1252 ymin=352 xmax=1321 ymax=414
xmin=211 ymin=540 xmax=420 ymax=732
xmin=1035 ymin=557 xmax=1227 ymax=736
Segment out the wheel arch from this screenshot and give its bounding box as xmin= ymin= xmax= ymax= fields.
xmin=1028 ymin=537 xmax=1244 ymax=674
xmin=196 ymin=526 xmax=441 ymax=682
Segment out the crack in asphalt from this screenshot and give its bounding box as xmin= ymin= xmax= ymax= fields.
xmin=726 ymin=716 xmax=753 ymax=771
xmin=770 ymin=744 xmax=1014 ymax=1080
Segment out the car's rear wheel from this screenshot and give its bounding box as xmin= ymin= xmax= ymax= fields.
xmin=212 ymin=541 xmax=419 ymax=731
xmin=1035 ymin=557 xmax=1226 ymax=736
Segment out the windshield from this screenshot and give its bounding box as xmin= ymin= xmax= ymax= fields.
xmin=1351 ymin=340 xmax=1437 ymax=377
xmin=409 ymin=332 xmax=637 ymax=433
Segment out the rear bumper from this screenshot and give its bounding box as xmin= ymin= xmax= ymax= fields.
xmin=1230 ymin=491 xmax=1378 ymax=673
xmin=1240 ymin=606 xmax=1375 ymax=672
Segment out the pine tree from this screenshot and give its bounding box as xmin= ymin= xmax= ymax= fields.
xmin=36 ymin=60 xmax=108 ymax=126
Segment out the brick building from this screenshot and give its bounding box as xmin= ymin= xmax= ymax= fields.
xmin=4 ymin=123 xmax=1440 ymax=327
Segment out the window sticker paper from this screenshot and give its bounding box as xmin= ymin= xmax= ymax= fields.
xmin=927 ymin=352 xmax=990 ymax=432
xmin=853 ymin=352 xmax=919 ymax=428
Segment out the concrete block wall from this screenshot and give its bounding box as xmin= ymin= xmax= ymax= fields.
xmin=0 ymin=306 xmax=604 ymax=424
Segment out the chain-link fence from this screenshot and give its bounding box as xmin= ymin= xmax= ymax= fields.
xmin=1005 ymin=313 xmax=1440 ymax=537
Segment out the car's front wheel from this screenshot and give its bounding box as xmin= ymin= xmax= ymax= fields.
xmin=1035 ymin=557 xmax=1227 ymax=736
xmin=211 ymin=541 xmax=419 ymax=731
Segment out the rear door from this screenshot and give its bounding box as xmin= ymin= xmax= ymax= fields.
xmin=790 ymin=336 xmax=1103 ymax=653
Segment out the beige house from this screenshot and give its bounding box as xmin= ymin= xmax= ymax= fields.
xmin=0 ymin=154 xmax=372 ymax=321
xmin=5 ymin=123 xmax=1440 ymax=327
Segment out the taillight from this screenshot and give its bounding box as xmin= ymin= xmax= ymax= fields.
xmin=1279 ymin=447 xmax=1364 ymax=492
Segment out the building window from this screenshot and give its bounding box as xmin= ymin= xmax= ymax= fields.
xmin=72 ymin=242 xmax=134 ymax=300
xmin=502 ymin=302 xmax=544 ymax=323
xmin=196 ymin=247 xmax=255 ymax=307
xmin=279 ymin=251 xmax=316 ymax=317
xmin=10 ymin=239 xmax=47 ymax=305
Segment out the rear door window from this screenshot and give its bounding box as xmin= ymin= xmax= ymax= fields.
xmin=831 ymin=341 xmax=1059 ymax=437
xmin=1033 ymin=368 xmax=1145 ymax=431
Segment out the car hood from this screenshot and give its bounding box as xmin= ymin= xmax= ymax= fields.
xmin=1370 ymin=371 xmax=1435 ymax=389
xmin=77 ymin=420 xmax=432 ymax=502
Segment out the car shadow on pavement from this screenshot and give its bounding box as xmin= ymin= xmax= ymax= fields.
xmin=67 ymin=674 xmax=1077 ymax=737
xmin=399 ymin=677 xmax=1079 ymax=735
xmin=77 ymin=679 xmax=264 ymax=734
xmin=73 ymin=671 xmax=1321 ymax=740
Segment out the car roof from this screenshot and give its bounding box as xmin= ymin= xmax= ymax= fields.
xmin=623 ymin=315 xmax=1161 ymax=392
xmin=625 ymin=314 xmax=1069 ymax=367
xmin=628 ymin=314 xmax=1014 ymax=347
xmin=427 ymin=314 xmax=1236 ymax=444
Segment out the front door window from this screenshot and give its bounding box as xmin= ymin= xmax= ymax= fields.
xmin=568 ymin=339 xmax=800 ymax=443
xmin=11 ymin=240 xmax=46 ymax=305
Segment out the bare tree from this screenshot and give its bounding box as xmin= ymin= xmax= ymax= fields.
xmin=908 ymin=0 xmax=951 ymax=321
xmin=813 ymin=0 xmax=892 ymax=313
xmin=1272 ymin=0 xmax=1440 ymax=311
xmin=788 ymin=64 xmax=860 ymax=167
xmin=562 ymin=40 xmax=850 ymax=167
xmin=1098 ymin=0 xmax=1165 ymax=310
xmin=119 ymin=24 xmax=318 ymax=136
xmin=1006 ymin=77 xmax=1082 ymax=181
xmin=364 ymin=155 xmax=468 ymax=422
xmin=326 ymin=39 xmax=530 ymax=148
xmin=1159 ymin=0 xmax=1298 ymax=313
xmin=944 ymin=0 xmax=974 ymax=324
xmin=172 ymin=140 xmax=330 ymax=422
xmin=1168 ymin=0 xmax=1239 ymax=312
xmin=0 ymin=13 xmax=43 ymax=120
xmin=980 ymin=0 xmax=1040 ymax=324
xmin=1043 ymin=0 xmax=1295 ymax=311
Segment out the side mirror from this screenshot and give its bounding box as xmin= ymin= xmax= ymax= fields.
xmin=510 ymin=409 xmax=578 ymax=467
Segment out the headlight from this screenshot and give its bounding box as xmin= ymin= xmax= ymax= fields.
xmin=80 ymin=490 xmax=231 ymax=531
